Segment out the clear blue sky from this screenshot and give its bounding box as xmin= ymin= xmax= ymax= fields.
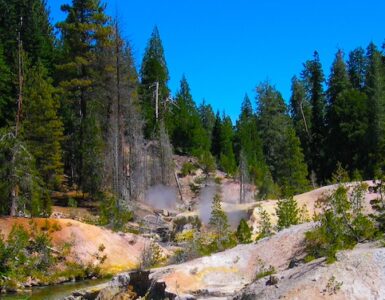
xmin=47 ymin=0 xmax=385 ymax=121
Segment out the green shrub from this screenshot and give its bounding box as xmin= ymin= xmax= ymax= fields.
xmin=256 ymin=208 xmax=273 ymax=241
xmin=98 ymin=192 xmax=133 ymax=230
xmin=305 ymin=184 xmax=377 ymax=263
xmin=236 ymin=219 xmax=252 ymax=244
xmin=181 ymin=162 xmax=197 ymax=177
xmin=276 ymin=197 xmax=300 ymax=231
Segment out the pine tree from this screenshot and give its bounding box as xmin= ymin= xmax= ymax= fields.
xmin=347 ymin=47 xmax=367 ymax=91
xmin=301 ymin=51 xmax=327 ymax=183
xmin=0 ymin=129 xmax=49 ymax=216
xmin=235 ymin=94 xmax=268 ymax=189
xmin=209 ymin=193 xmax=230 ymax=235
xmin=56 ymin=0 xmax=112 ymax=194
xmin=169 ymin=76 xmax=209 ymax=154
xmin=211 ymin=111 xmax=222 ymax=158
xmin=0 ymin=43 xmax=13 ymax=127
xmin=199 ymin=99 xmax=216 ymax=146
xmin=22 ymin=62 xmax=64 ymax=190
xmin=276 ymin=197 xmax=300 ymax=230
xmin=256 ymin=82 xmax=309 ymax=196
xmin=326 ymin=50 xmax=351 ymax=175
xmin=289 ymin=76 xmax=312 ymax=181
xmin=365 ymin=43 xmax=385 ymax=176
xmin=219 ymin=115 xmax=236 ymax=176
xmin=236 ymin=218 xmax=252 ymax=244
xmin=139 ymin=26 xmax=170 ymax=137
xmin=0 ymin=0 xmax=55 ymax=69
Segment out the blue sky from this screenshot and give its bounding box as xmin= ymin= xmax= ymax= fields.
xmin=47 ymin=0 xmax=385 ymax=121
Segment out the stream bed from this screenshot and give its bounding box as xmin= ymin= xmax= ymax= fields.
xmin=0 ymin=278 xmax=111 ymax=300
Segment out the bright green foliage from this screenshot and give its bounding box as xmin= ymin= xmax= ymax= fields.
xmin=169 ymin=76 xmax=209 ymax=154
xmin=330 ymin=162 xmax=350 ymax=184
xmin=256 ymin=82 xmax=309 ymax=196
xmin=0 ymin=129 xmax=49 ymax=216
xmin=276 ymin=197 xmax=300 ymax=230
xmin=56 ymin=0 xmax=112 ymax=194
xmin=198 ymin=150 xmax=216 ymax=176
xmin=256 ymin=208 xmax=273 ymax=240
xmin=369 ymin=179 xmax=385 ymax=231
xmin=22 ymin=62 xmax=64 ymax=189
xmin=209 ymin=194 xmax=230 ymax=234
xmin=139 ymin=26 xmax=170 ymax=137
xmin=236 ymin=218 xmax=252 ymax=244
xmin=305 ymin=184 xmax=376 ymax=263
xmin=365 ymin=43 xmax=385 ymax=177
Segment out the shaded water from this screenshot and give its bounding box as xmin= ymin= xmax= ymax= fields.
xmin=0 ymin=278 xmax=110 ymax=300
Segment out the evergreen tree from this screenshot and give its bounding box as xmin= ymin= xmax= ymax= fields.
xmin=139 ymin=26 xmax=170 ymax=137
xmin=169 ymin=76 xmax=209 ymax=154
xmin=326 ymin=50 xmax=351 ymax=175
xmin=0 ymin=129 xmax=49 ymax=216
xmin=301 ymin=51 xmax=327 ymax=183
xmin=235 ymin=94 xmax=268 ymax=187
xmin=209 ymin=193 xmax=230 ymax=235
xmin=56 ymin=0 xmax=112 ymax=194
xmin=0 ymin=43 xmax=12 ymax=127
xmin=256 ymin=82 xmax=309 ymax=196
xmin=211 ymin=111 xmax=222 ymax=158
xmin=0 ymin=0 xmax=55 ymax=69
xmin=347 ymin=47 xmax=367 ymax=90
xmin=365 ymin=43 xmax=385 ymax=176
xmin=276 ymin=197 xmax=300 ymax=230
xmin=289 ymin=77 xmax=312 ymax=179
xmin=199 ymin=99 xmax=216 ymax=148
xmin=236 ymin=218 xmax=252 ymax=244
xmin=22 ymin=62 xmax=64 ymax=190
xmin=219 ymin=115 xmax=237 ymax=176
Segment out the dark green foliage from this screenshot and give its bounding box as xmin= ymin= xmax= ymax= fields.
xmin=0 ymin=0 xmax=55 ymax=68
xmin=98 ymin=192 xmax=133 ymax=230
xmin=219 ymin=115 xmax=237 ymax=176
xmin=0 ymin=129 xmax=50 ymax=216
xmin=257 ymin=82 xmax=309 ymax=196
xmin=347 ymin=47 xmax=366 ymax=90
xmin=301 ymin=51 xmax=327 ymax=183
xmin=22 ymin=62 xmax=64 ymax=190
xmin=211 ymin=111 xmax=222 ymax=158
xmin=169 ymin=76 xmax=209 ymax=154
xmin=56 ymin=0 xmax=112 ymax=193
xmin=305 ymin=184 xmax=376 ymax=263
xmin=236 ymin=218 xmax=252 ymax=243
xmin=365 ymin=43 xmax=385 ymax=177
xmin=139 ymin=26 xmax=170 ymax=137
xmin=0 ymin=43 xmax=13 ymax=127
xmin=198 ymin=150 xmax=216 ymax=176
xmin=180 ymin=162 xmax=197 ymax=177
xmin=276 ymin=197 xmax=300 ymax=230
xmin=235 ymin=95 xmax=269 ymax=188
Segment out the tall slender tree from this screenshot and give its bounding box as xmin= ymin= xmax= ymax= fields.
xmin=301 ymin=51 xmax=327 ymax=183
xmin=139 ymin=26 xmax=170 ymax=138
xmin=56 ymin=0 xmax=112 ymax=194
xmin=256 ymin=82 xmax=309 ymax=196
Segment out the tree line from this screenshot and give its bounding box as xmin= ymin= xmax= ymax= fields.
xmin=0 ymin=0 xmax=384 ymax=218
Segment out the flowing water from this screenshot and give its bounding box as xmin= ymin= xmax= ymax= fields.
xmin=0 ymin=278 xmax=110 ymax=300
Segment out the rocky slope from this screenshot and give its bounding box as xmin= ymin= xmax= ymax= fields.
xmin=0 ymin=218 xmax=167 ymax=274
xmin=234 ymin=244 xmax=385 ymax=300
